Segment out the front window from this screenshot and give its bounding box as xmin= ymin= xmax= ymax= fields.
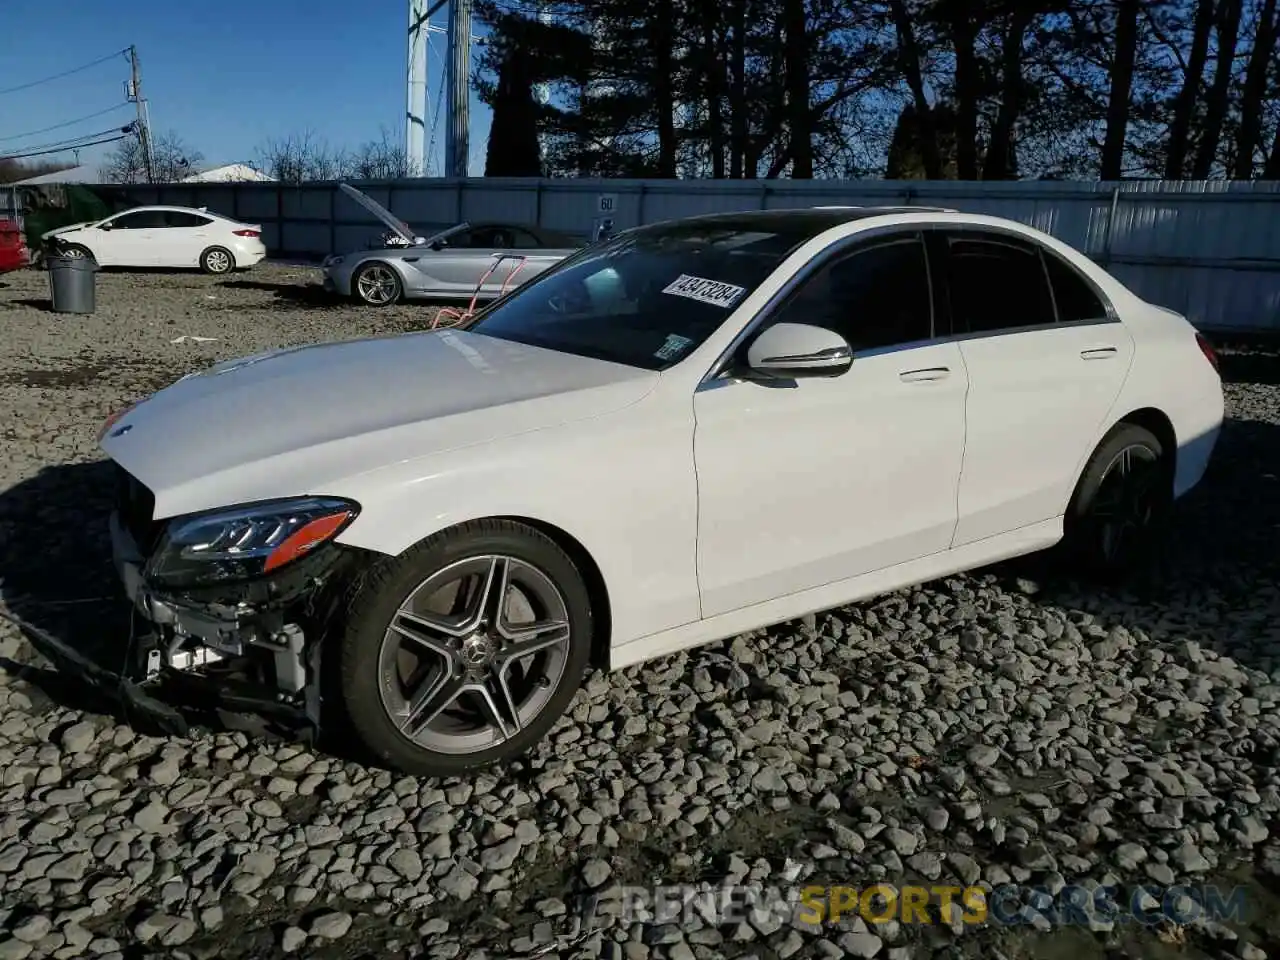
xmin=466 ymin=224 xmax=809 ymax=370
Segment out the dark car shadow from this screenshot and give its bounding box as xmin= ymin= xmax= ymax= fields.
xmin=217 ymin=278 xmax=339 ymax=309
xmin=0 ymin=461 xmax=133 ymax=718
xmin=3 ymin=297 xmax=52 ymax=312
xmin=1218 ymin=350 xmax=1280 ymax=387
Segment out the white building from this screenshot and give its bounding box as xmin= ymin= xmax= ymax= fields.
xmin=180 ymin=163 xmax=275 ymax=183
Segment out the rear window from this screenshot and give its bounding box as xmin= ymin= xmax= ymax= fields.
xmin=468 ymin=224 xmax=810 ymax=370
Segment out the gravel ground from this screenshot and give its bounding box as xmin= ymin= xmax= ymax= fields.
xmin=0 ymin=262 xmax=1278 ymax=960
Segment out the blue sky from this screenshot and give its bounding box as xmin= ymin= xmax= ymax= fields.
xmin=0 ymin=0 xmax=494 ymax=176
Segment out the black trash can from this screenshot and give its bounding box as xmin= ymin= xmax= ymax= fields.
xmin=47 ymin=254 xmax=97 ymax=315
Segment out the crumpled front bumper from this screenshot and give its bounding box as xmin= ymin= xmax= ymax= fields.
xmin=29 ymin=510 xmax=359 ymax=742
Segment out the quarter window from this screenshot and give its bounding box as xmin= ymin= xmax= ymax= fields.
xmin=1042 ymin=250 xmax=1108 ymax=323
xmin=767 ymin=235 xmax=934 ymax=352
xmin=165 ymin=211 xmax=213 ymax=228
xmin=944 ymin=233 xmax=1056 ymax=334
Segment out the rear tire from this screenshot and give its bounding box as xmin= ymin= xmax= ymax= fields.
xmin=1063 ymin=422 xmax=1172 ymax=581
xmin=200 ymin=246 xmax=235 ymax=274
xmin=335 ymin=520 xmax=594 ymax=777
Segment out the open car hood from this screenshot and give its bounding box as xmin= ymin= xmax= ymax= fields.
xmin=338 ymin=182 xmax=422 ymax=246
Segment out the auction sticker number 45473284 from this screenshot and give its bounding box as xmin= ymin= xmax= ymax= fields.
xmin=662 ymin=274 xmax=747 ymax=309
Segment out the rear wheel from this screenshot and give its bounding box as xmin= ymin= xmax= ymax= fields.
xmin=336 ymin=520 xmax=594 ymax=776
xmin=353 ymin=262 xmax=402 ymax=306
xmin=1063 ymin=422 xmax=1172 ymax=580
xmin=200 ymin=246 xmax=235 ymax=274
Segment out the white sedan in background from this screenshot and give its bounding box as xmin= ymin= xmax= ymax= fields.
xmin=77 ymin=207 xmax=1222 ymax=778
xmin=42 ymin=205 xmax=266 ymax=274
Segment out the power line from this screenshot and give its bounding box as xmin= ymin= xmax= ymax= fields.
xmin=0 ymin=132 xmax=131 ymax=162
xmin=0 ymin=48 xmax=130 ymax=97
xmin=0 ymin=125 xmax=135 ymax=162
xmin=1 ymin=124 xmax=136 ymax=157
xmin=0 ymin=103 xmax=132 ymax=144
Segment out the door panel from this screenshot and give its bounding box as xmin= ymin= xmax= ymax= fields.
xmin=692 ymin=232 xmax=968 ymax=619
xmin=694 ymin=343 xmax=969 ymax=617
xmin=98 ymin=211 xmax=166 ymax=266
xmin=404 ymin=252 xmax=486 ymax=295
xmin=163 ymin=211 xmax=214 ymax=266
xmin=940 ymin=230 xmax=1136 ymax=546
xmin=953 ymin=325 xmax=1133 ymax=544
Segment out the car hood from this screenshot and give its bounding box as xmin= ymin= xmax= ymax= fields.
xmin=41 ymin=221 xmax=94 ymax=239
xmin=338 ymin=183 xmax=423 ymax=246
xmin=101 ymin=329 xmax=658 ymax=519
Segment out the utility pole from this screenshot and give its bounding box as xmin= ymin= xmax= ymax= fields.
xmin=444 ymin=0 xmax=473 ymax=178
xmin=126 ymin=45 xmax=155 ymax=182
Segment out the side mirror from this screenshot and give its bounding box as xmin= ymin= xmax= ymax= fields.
xmin=746 ymin=322 xmax=853 ymax=379
xmin=429 ymin=240 xmax=445 ymax=251
xmin=99 ymin=222 xmax=113 ymax=231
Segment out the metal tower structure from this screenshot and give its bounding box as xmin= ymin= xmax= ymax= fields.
xmin=406 ymin=0 xmax=430 ymax=176
xmin=406 ymin=0 xmax=479 ymax=177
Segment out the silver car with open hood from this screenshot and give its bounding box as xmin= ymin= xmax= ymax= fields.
xmin=322 ymin=183 xmax=580 ymax=306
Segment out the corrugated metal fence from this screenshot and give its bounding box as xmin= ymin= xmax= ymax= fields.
xmin=108 ymin=177 xmax=1280 ymax=333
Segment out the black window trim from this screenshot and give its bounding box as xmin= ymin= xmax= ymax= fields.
xmin=929 ymin=222 xmax=1118 ymax=342
xmin=166 ymin=211 xmax=213 ymax=228
xmin=698 ymin=224 xmax=938 ymax=388
xmin=106 ymin=210 xmax=161 ymax=229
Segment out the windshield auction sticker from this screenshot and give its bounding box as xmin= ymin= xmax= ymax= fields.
xmin=661 ymin=274 xmax=747 ymax=308
xmin=654 ymin=333 xmax=694 ymax=361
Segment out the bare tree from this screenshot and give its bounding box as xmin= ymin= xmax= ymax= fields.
xmin=254 ymin=131 xmax=347 ymax=183
xmin=347 ymin=127 xmax=412 ymax=180
xmin=99 ymin=129 xmax=204 ymax=183
xmin=255 ymin=128 xmax=412 ymax=182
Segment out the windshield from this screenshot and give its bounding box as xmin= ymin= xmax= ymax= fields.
xmin=466 ymin=223 xmax=807 ymax=370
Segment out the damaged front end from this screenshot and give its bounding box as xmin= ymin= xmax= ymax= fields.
xmin=99 ymin=464 xmax=368 ymax=741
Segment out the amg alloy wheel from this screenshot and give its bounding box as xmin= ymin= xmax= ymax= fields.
xmin=1065 ymin=422 xmax=1171 ymax=580
xmin=337 ymin=520 xmax=593 ymax=776
xmin=353 ymin=263 xmax=402 ymax=306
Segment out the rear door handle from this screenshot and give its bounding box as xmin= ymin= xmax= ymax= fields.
xmin=899 ymin=366 xmax=951 ymax=382
xmin=1080 ymin=346 xmax=1119 ymax=360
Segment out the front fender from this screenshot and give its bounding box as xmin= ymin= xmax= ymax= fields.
xmin=332 ymin=404 xmax=701 ymax=648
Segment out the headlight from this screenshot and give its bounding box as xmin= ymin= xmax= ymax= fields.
xmin=145 ymin=497 xmax=359 ymax=587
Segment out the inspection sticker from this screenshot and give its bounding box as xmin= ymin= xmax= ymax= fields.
xmin=654 ymin=333 xmax=694 ymax=361
xmin=661 ymin=274 xmax=747 ymax=308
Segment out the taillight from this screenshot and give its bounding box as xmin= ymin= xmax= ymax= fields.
xmin=233 ymin=229 xmax=260 ymax=238
xmin=1195 ymin=332 xmax=1219 ymax=373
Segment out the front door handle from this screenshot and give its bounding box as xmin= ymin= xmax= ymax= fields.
xmin=899 ymin=366 xmax=951 ymax=382
xmin=1080 ymin=346 xmax=1119 ymax=360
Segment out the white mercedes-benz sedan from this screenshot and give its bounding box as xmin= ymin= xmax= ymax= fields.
xmin=83 ymin=207 xmax=1223 ymax=776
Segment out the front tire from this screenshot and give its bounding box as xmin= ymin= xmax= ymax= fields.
xmin=352 ymin=262 xmax=402 ymax=306
xmin=1063 ymin=422 xmax=1172 ymax=581
xmin=200 ymin=246 xmax=235 ymax=274
xmin=337 ymin=520 xmax=594 ymax=777
xmin=58 ymin=243 xmax=95 ymax=263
